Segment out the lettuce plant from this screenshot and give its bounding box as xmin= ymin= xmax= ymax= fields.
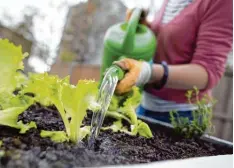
xmin=0 ymin=39 xmax=36 ymax=133
xmin=0 ymin=39 xmax=28 ymax=93
xmin=0 ymin=38 xmax=153 ymax=144
xmin=104 ymin=87 xmax=153 ymax=138
xmin=22 ymin=73 xmax=100 ymax=143
xmin=0 ymin=39 xmax=99 ymax=142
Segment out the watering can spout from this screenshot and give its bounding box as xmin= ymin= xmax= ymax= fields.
xmin=122 ymin=8 xmax=142 ymax=54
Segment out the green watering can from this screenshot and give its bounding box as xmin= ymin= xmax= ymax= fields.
xmin=100 ymin=8 xmax=157 ymax=81
xmin=88 ymin=9 xmax=157 ymax=147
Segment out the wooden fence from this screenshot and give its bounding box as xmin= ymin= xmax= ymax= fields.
xmin=50 ymin=62 xmax=233 ymax=142
xmin=49 ymin=62 xmax=100 ymax=84
xmin=212 ymin=70 xmax=233 ymax=142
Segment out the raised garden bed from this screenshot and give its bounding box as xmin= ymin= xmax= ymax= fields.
xmin=0 ymin=39 xmax=232 ymax=168
xmin=0 ymin=104 xmax=232 ymax=168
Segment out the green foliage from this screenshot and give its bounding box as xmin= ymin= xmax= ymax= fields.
xmin=101 ymin=120 xmax=129 ymax=134
xmin=0 ymin=39 xmax=35 ymax=134
xmin=105 ymin=87 xmax=153 ymax=138
xmin=170 ymin=87 xmax=216 ymax=138
xmin=0 ymin=107 xmax=36 ymax=133
xmin=0 ymin=38 xmax=153 ymax=144
xmin=62 ymin=80 xmax=99 ymax=142
xmin=131 ymin=120 xmax=153 ymax=138
xmin=40 ymin=130 xmax=69 ymax=143
xmin=0 ymin=39 xmax=28 ymax=93
xmin=0 ymin=39 xmax=100 ymax=143
xmin=22 ymin=73 xmax=100 ymax=143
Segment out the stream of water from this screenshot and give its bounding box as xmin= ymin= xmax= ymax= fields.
xmin=88 ymin=66 xmax=119 ymax=148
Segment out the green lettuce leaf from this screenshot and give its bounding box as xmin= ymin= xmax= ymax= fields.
xmin=0 ymin=93 xmax=33 ymax=110
xmin=108 ymin=87 xmax=141 ymax=124
xmin=131 ymin=120 xmax=153 ymax=138
xmin=79 ymin=126 xmax=91 ymax=140
xmin=22 ymin=73 xmax=99 ymax=143
xmin=62 ymin=80 xmax=99 ymax=143
xmin=0 ymin=106 xmax=36 ymax=133
xmin=22 ymin=73 xmax=70 ymax=135
xmin=0 ymin=39 xmax=28 ymax=93
xmin=106 ymin=87 xmax=153 ymax=138
xmin=0 ymin=39 xmax=35 ymax=134
xmin=40 ymin=130 xmax=69 ymax=143
xmin=106 ymin=110 xmax=131 ymax=123
xmin=102 ymin=120 xmax=128 ymax=133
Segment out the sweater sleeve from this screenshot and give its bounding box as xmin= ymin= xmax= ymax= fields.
xmin=191 ymin=0 xmax=233 ymax=90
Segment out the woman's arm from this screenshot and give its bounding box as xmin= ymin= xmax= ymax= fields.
xmin=151 ymin=0 xmax=232 ymax=91
xmin=115 ymin=0 xmax=232 ymax=95
xmin=150 ymin=64 xmax=208 ymax=90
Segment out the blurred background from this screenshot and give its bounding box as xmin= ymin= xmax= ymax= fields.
xmin=0 ymin=0 xmax=232 ymax=142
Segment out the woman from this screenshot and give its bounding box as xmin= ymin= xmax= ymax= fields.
xmin=114 ymin=0 xmax=233 ymax=123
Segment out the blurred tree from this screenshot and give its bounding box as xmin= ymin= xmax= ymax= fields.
xmin=14 ymin=6 xmax=39 ymax=41
xmin=57 ymin=0 xmax=126 ymax=65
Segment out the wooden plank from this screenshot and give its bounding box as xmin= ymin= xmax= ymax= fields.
xmin=49 ymin=62 xmax=71 ymax=78
xmin=228 ymin=122 xmax=233 ymax=142
xmin=213 ymin=113 xmax=233 ymax=122
xmin=70 ymin=64 xmax=100 ymax=84
xmin=222 ymin=77 xmax=233 ymax=141
xmin=212 ymin=74 xmax=233 ymax=141
xmin=212 ymin=77 xmax=227 ymax=139
xmin=212 ymin=118 xmax=223 ymax=139
xmin=222 ymin=122 xmax=233 ymax=142
xmin=213 ymin=76 xmax=229 ymax=116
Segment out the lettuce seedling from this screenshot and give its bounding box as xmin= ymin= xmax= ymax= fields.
xmin=22 ymin=73 xmax=100 ymax=143
xmin=105 ymin=87 xmax=153 ymax=138
xmin=62 ymin=80 xmax=99 ymax=142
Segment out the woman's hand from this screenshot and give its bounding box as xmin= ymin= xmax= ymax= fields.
xmin=113 ymin=58 xmax=152 ymax=94
xmin=114 ymin=58 xmax=209 ymax=94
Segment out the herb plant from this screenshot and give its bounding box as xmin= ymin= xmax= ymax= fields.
xmin=170 ymin=87 xmax=216 ymax=138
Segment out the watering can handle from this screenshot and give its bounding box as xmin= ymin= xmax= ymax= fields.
xmin=122 ymin=8 xmax=142 ymax=53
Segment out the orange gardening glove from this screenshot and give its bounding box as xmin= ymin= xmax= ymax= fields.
xmin=113 ymin=58 xmax=152 ymax=95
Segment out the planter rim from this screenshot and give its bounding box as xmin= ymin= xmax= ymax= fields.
xmin=104 ymin=155 xmax=233 ymax=168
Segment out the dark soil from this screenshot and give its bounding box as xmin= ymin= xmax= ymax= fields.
xmin=0 ymin=104 xmax=232 ymax=168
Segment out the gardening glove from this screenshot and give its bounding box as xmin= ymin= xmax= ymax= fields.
xmin=113 ymin=58 xmax=152 ymax=95
xmin=126 ymin=8 xmax=150 ymax=27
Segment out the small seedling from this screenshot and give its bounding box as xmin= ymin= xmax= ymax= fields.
xmin=170 ymin=87 xmax=216 ymax=138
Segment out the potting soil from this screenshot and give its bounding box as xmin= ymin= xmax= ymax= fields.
xmin=0 ymin=104 xmax=232 ymax=168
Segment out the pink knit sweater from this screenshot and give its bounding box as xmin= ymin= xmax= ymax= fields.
xmin=145 ymin=0 xmax=233 ymax=103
